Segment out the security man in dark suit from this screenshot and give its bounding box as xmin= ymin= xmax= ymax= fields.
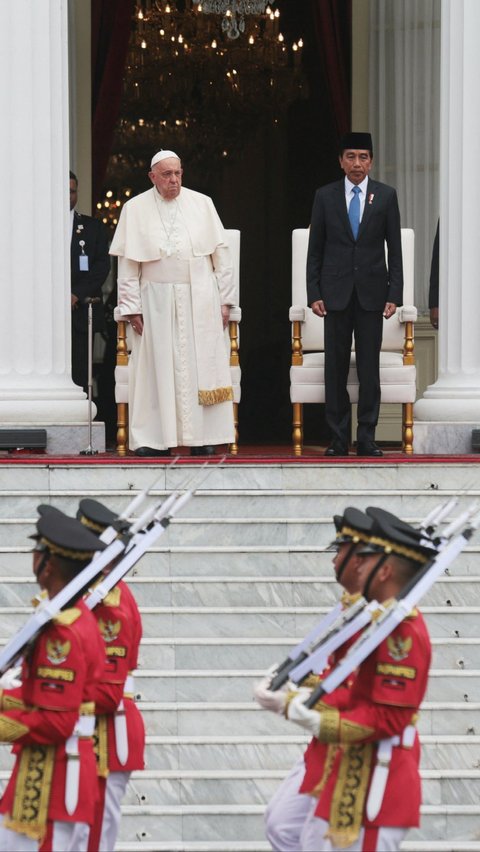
xmin=70 ymin=171 xmax=110 ymax=393
xmin=307 ymin=132 xmax=404 ymax=457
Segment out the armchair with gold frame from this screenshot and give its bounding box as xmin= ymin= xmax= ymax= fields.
xmin=289 ymin=228 xmax=417 ymax=455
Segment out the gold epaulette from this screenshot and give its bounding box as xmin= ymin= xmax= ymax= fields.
xmin=52 ymin=607 xmax=82 ymax=626
xmin=340 ymin=591 xmax=363 ymax=607
xmin=104 ymin=586 xmax=121 ymax=607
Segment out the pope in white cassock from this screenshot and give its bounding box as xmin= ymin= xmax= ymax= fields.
xmin=110 ymin=150 xmax=237 ymax=456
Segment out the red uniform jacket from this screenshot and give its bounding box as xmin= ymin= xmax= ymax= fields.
xmin=314 ymin=609 xmax=431 ymax=838
xmin=0 ymin=599 xmax=105 ymax=838
xmin=92 ymin=580 xmax=145 ymax=774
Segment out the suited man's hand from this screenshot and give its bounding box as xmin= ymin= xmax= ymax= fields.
xmin=311 ymin=300 xmax=327 ymax=317
xmin=71 ymin=294 xmax=79 ymax=309
xmin=430 ymin=307 xmax=439 ymax=329
xmin=383 ymin=302 xmax=397 ymax=319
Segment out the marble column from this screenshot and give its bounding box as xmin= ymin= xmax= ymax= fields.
xmin=0 ymin=0 xmax=104 ymax=452
xmin=414 ymin=0 xmax=480 ymax=454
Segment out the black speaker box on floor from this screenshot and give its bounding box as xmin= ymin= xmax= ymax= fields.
xmin=0 ymin=429 xmax=47 ymax=450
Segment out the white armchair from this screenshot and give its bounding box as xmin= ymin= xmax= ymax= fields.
xmin=289 ymin=228 xmax=417 ymax=456
xmin=114 ymin=229 xmax=241 ymax=456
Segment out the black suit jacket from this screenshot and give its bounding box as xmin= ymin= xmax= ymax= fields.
xmin=306 ymin=177 xmax=404 ymax=311
xmin=71 ymin=212 xmax=110 ymax=334
xmin=428 ymin=220 xmax=439 ymax=309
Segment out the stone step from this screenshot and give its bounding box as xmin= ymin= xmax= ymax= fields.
xmin=109 ymin=803 xmax=480 ymax=843
xmin=1 ymin=606 xmax=480 ymax=640
xmin=113 ymin=843 xmax=480 ymax=852
xmin=3 ymin=510 xmax=480 ymax=547
xmin=1 ymin=575 xmax=478 ymax=609
xmin=2 ymin=546 xmax=480 ymax=577
xmin=137 ymin=701 xmax=479 ymax=737
xmin=1 ymin=489 xmax=480 ymax=521
xmin=116 ymin=669 xmax=480 ymax=703
xmin=135 ymin=701 xmax=480 ymax=736
xmin=1 ymin=635 xmax=479 ymax=672
xmin=0 ymin=461 xmax=476 ymax=493
xmin=122 ymin=767 xmax=480 ymax=807
xmin=1 ymin=765 xmax=476 ymax=807
xmin=129 ymin=636 xmax=480 ymax=671
xmin=1 ymin=735 xmax=479 ymax=771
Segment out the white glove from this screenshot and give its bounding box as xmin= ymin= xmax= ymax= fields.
xmin=253 ymin=674 xmax=289 ymax=714
xmin=0 ymin=666 xmax=22 ymax=690
xmin=286 ymin=692 xmax=322 ymax=737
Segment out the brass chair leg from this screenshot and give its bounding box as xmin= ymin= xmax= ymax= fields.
xmin=292 ymin=402 xmax=303 ymax=456
xmin=117 ymin=402 xmax=128 ymax=456
xmin=230 ymin=402 xmax=239 ymax=456
xmin=403 ymin=402 xmax=414 ymax=454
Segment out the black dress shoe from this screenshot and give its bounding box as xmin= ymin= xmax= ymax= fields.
xmin=134 ymin=447 xmax=171 ymax=457
xmin=190 ymin=445 xmax=216 ymax=456
xmin=325 ymin=441 xmax=349 ymax=457
xmin=356 ymin=441 xmax=383 ymax=457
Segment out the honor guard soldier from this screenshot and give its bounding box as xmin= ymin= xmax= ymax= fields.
xmin=255 ymin=508 xmax=374 ymax=852
xmin=75 ymin=499 xmax=145 ymax=852
xmin=0 ymin=509 xmax=107 ymax=852
xmin=285 ymin=509 xmax=438 ymax=852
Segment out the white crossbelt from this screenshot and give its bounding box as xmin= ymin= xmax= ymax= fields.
xmin=124 ymin=674 xmax=135 ymax=695
xmin=366 ymin=724 xmax=416 ymax=822
xmin=65 ymin=714 xmax=95 ymax=815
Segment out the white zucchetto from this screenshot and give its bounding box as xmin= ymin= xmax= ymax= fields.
xmin=150 ymin=150 xmax=180 ymax=168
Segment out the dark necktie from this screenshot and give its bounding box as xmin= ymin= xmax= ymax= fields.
xmin=349 ymin=185 xmax=361 ymax=239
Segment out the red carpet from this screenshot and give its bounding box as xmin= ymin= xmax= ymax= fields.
xmin=1 ymin=446 xmax=480 ymax=465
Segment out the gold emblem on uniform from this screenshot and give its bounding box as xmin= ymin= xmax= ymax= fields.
xmin=98 ymin=618 xmax=121 ymax=643
xmin=45 ymin=638 xmax=71 ymax=665
xmin=387 ymin=635 xmax=412 ymax=661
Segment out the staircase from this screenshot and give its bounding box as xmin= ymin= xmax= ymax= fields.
xmin=1 ymin=460 xmax=480 ymax=851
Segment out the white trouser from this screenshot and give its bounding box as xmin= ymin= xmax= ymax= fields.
xmin=264 ymin=756 xmax=317 ymax=852
xmin=99 ymin=771 xmax=130 ymax=852
xmin=0 ymin=816 xmax=89 ymax=851
xmin=300 ymin=815 xmax=407 ymax=852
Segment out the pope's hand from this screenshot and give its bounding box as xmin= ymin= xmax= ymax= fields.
xmin=0 ymin=666 xmax=22 ymax=690
xmin=286 ymin=692 xmax=322 ymax=737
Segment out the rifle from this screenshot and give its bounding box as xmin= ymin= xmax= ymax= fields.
xmin=270 ymin=497 xmax=463 ymax=692
xmin=0 ymin=458 xmax=222 ymax=674
xmin=85 ymin=459 xmax=222 ymax=609
xmin=303 ymin=503 xmax=480 ymax=709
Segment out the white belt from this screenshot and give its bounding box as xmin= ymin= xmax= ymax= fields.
xmin=65 ymin=736 xmax=80 ymax=816
xmin=366 ymin=725 xmax=416 ymax=822
xmin=65 ymin=715 xmax=95 ymax=815
xmin=114 ymin=699 xmax=129 ymax=766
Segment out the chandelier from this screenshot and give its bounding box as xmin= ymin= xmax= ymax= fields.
xmin=193 ymin=1 xmax=276 ymax=40
xmin=98 ymin=1 xmax=305 ymax=230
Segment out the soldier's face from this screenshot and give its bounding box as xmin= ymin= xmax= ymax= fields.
xmin=333 ymin=544 xmax=362 ymax=595
xmin=339 ymin=149 xmax=372 ymax=185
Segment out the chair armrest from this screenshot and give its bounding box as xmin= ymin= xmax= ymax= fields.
xmin=289 ymin=305 xmax=306 ymax=322
xmin=397 ymin=305 xmax=417 ymax=323
xmin=229 ymin=306 xmax=242 ymax=323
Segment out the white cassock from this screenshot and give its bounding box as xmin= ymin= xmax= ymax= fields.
xmin=110 ymin=186 xmax=237 ymax=451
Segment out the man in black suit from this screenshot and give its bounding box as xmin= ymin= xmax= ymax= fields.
xmin=307 ymin=132 xmax=403 ymax=457
xmin=70 ymin=171 xmax=110 ymax=393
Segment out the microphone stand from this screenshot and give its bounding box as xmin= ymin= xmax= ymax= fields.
xmin=80 ymin=297 xmax=101 ymax=456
